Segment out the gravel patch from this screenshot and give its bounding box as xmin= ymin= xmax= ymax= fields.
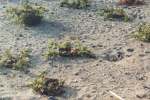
xmin=0 ymin=0 xmax=150 ymax=99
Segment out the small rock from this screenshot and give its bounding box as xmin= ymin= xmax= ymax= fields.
xmin=24 ymin=70 xmax=30 ymax=74
xmin=139 ymin=54 xmax=145 ymax=57
xmin=89 ymin=14 xmax=92 ymax=17
xmin=16 ymin=37 xmax=20 ymax=40
xmin=48 ymin=96 xmax=57 ymax=100
xmin=139 ymin=16 xmax=143 ymax=19
xmin=102 ymin=49 xmax=124 ymax=62
xmin=19 ymin=75 xmax=23 ymax=78
xmin=140 ymin=43 xmax=144 ymax=47
xmin=127 ymin=48 xmax=134 ymax=52
xmin=97 ymin=44 xmax=103 ymax=47
xmin=99 ymin=59 xmax=103 ymax=62
xmin=74 ymin=71 xmax=80 ymax=76
xmin=92 ymin=45 xmax=96 ymax=48
xmin=143 ymin=83 xmax=150 ymax=89
xmin=3 ymin=72 xmax=8 ymax=75
xmin=19 ymin=34 xmax=23 ymax=37
xmin=145 ymin=51 xmax=150 ymax=54
xmin=136 ymin=92 xmax=147 ymax=99
xmin=95 ymin=63 xmax=99 ymax=66
xmin=125 ymin=54 xmax=132 ymax=57
xmin=65 ymin=65 xmax=71 ymax=68
xmin=136 ymin=74 xmax=147 ymax=81
xmin=86 ymin=94 xmax=92 ymax=98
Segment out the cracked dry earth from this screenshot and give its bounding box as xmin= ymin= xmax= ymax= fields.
xmin=0 ymin=0 xmax=150 ymax=100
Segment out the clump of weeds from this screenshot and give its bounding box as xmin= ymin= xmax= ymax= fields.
xmin=60 ymin=0 xmax=89 ymax=9
xmin=0 ymin=48 xmax=31 ymax=70
xmin=6 ymin=0 xmax=47 ymax=26
xmin=133 ymin=23 xmax=150 ymax=42
xmin=98 ymin=7 xmax=130 ymax=22
xmin=45 ymin=39 xmax=96 ymax=59
xmin=31 ymin=71 xmax=65 ymax=96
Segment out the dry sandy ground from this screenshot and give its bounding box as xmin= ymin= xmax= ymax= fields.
xmin=0 ymin=0 xmax=150 ymax=100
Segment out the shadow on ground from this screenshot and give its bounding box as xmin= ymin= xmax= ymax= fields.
xmin=29 ymin=20 xmax=72 ymax=37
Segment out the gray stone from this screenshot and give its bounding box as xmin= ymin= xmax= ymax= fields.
xmin=102 ymin=49 xmax=124 ymax=62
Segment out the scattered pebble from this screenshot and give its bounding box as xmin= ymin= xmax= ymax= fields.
xmin=102 ymin=49 xmax=125 ymax=62
xmin=127 ymin=48 xmax=134 ymax=52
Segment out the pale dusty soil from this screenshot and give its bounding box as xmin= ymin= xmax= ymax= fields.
xmin=0 ymin=0 xmax=150 ymax=100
